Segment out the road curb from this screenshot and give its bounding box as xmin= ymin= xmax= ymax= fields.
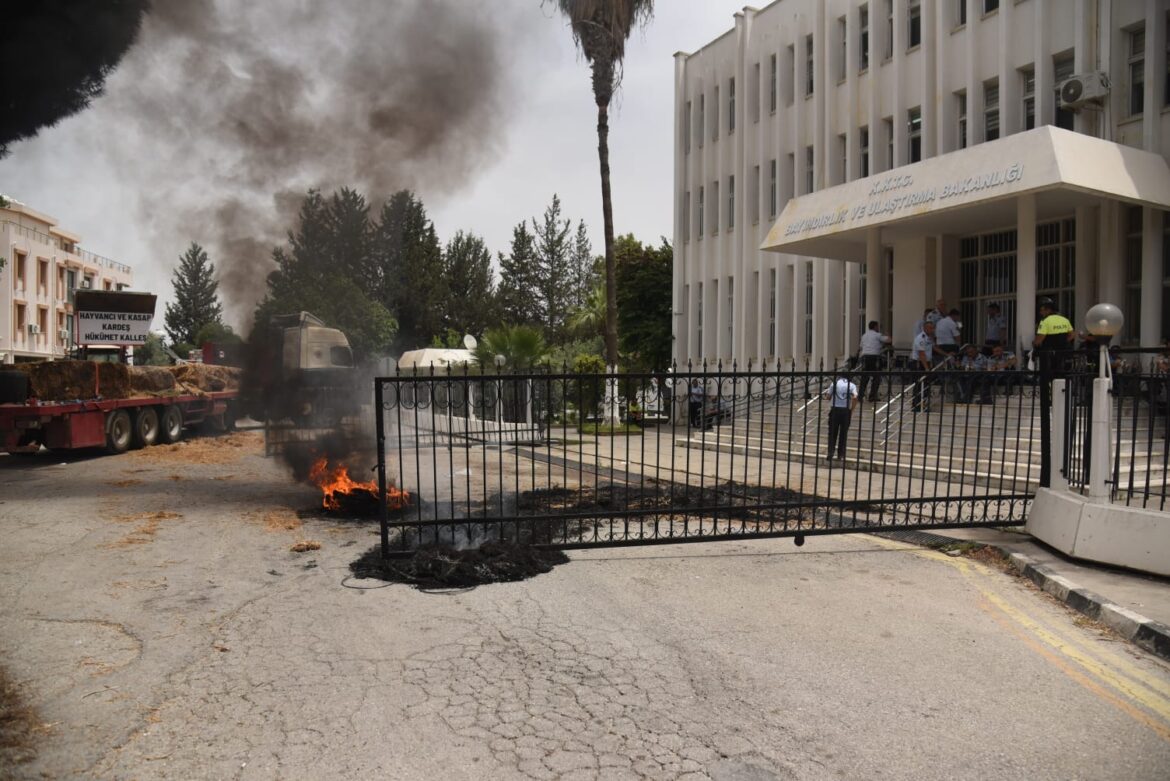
xmin=1003 ymin=551 xmax=1170 ymax=663
xmin=875 ymin=530 xmax=1170 ymax=664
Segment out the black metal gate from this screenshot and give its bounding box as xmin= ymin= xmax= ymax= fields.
xmin=375 ymin=364 xmax=1038 ymax=557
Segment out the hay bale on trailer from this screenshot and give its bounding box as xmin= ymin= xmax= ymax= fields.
xmin=168 ymin=364 xmax=241 ymax=392
xmin=14 ymin=360 xmax=131 ymax=401
xmin=128 ymin=366 xmax=177 ymax=393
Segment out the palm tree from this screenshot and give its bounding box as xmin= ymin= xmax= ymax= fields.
xmin=553 ymin=0 xmax=655 ymax=369
xmin=568 ymin=282 xmax=606 ymax=340
xmin=474 ymin=324 xmax=549 ymax=371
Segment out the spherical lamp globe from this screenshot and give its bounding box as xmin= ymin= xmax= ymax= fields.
xmin=1085 ymin=303 xmax=1124 ymax=337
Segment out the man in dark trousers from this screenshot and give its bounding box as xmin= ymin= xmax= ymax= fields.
xmin=1033 ymin=297 xmax=1075 ymax=486
xmin=825 ymin=371 xmax=858 ymax=462
xmin=858 ymin=320 xmax=891 ymax=401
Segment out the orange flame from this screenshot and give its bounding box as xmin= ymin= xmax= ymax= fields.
xmin=309 ymin=457 xmax=409 ymax=511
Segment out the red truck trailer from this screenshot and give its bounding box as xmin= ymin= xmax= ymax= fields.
xmin=0 ymin=391 xmax=238 ymax=454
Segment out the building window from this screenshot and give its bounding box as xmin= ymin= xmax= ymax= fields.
xmin=908 ymin=1 xmax=921 ymax=49
xmin=786 ymin=45 xmax=795 ymax=106
xmin=908 ymin=107 xmax=922 ymax=163
xmin=957 ymin=0 xmax=967 ymax=26
xmin=1036 ymin=218 xmax=1076 ymax=323
xmin=37 ymin=258 xmax=48 ymax=295
xmin=984 ymin=80 xmax=1000 ymax=141
xmin=727 ymin=175 xmax=735 ymax=230
xmin=883 ymin=117 xmax=893 ymax=169
xmin=858 ymin=262 xmax=868 ymax=338
xmin=837 ymin=17 xmax=847 ymax=81
xmin=1128 ymin=27 xmax=1145 ymax=117
xmin=751 ymin=165 xmax=760 ymax=224
xmin=698 ymin=93 xmax=705 ymax=149
xmin=713 ymin=85 xmax=720 ymax=140
xmin=859 ymin=4 xmax=870 ymax=71
xmin=884 ymin=0 xmax=894 ymax=60
xmin=1054 ymin=54 xmax=1075 ymax=130
xmin=684 ymin=101 xmax=691 ymax=153
xmin=805 ymin=35 xmax=814 ymax=96
xmin=860 ymin=126 xmax=870 ymax=177
xmin=1165 ymin=12 xmax=1170 ymax=107
xmin=683 ymin=191 xmax=690 ymax=241
xmin=697 ymin=282 xmax=704 ymax=359
xmin=726 ymin=277 xmax=734 ymax=356
xmin=786 ymin=152 xmax=795 ymax=202
xmin=769 ymin=159 xmax=778 ymax=217
xmin=768 ymin=268 xmax=777 ymax=357
xmin=838 ymin=134 xmax=848 ymax=183
xmin=804 ymin=262 xmax=814 ymax=356
xmin=14 ymin=251 xmax=26 ymax=290
xmin=770 ymin=53 xmax=778 ymax=112
xmin=751 ymin=62 xmax=761 ymax=122
xmin=805 ymin=146 xmax=815 ymax=194
xmin=15 ymin=303 xmax=26 ymax=334
xmin=1022 ymin=67 xmax=1035 ymax=130
xmin=728 ymin=78 xmax=736 ymax=133
xmin=956 ymin=91 xmax=968 ymax=148
xmin=885 ymin=248 xmax=894 ymax=337
xmin=959 ymin=229 xmax=1017 ymax=347
xmin=712 ymin=180 xmax=720 ymax=234
xmin=983 ymin=0 xmax=999 ymax=13
xmin=698 ymin=186 xmax=704 ymax=237
xmin=1124 ymin=206 xmax=1142 ymax=344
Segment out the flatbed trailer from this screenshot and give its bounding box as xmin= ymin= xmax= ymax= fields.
xmin=0 ymin=391 xmax=238 ymax=454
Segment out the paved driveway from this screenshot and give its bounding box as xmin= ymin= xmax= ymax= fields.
xmin=1 ymin=433 xmax=1168 ymax=779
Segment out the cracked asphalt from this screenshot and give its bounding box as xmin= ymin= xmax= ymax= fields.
xmin=2 ymin=432 xmax=1169 ymax=780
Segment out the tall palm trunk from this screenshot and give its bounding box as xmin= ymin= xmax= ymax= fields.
xmin=597 ymin=100 xmax=618 ymax=367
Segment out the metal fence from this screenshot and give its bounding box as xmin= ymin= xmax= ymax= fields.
xmin=374 ymin=363 xmax=1040 ymax=556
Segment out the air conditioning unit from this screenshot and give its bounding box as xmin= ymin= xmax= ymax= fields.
xmin=58 ymin=328 xmax=70 ymax=340
xmin=27 ymin=324 xmax=41 ymax=335
xmin=80 ymin=279 xmax=92 ymax=289
xmin=1058 ymin=72 xmax=1110 ymax=109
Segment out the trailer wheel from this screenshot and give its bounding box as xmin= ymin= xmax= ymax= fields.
xmin=159 ymin=406 xmax=183 ymax=444
xmin=0 ymin=370 xmax=28 ymax=404
xmin=105 ymin=410 xmax=132 ymax=454
xmin=132 ymin=407 xmax=160 ymax=448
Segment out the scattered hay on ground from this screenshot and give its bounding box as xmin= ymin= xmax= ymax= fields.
xmin=128 ymin=431 xmax=261 ymax=465
xmin=104 ymin=511 xmax=182 ymax=547
xmin=252 ymin=508 xmax=302 ymax=533
xmin=0 ymin=665 xmax=43 ymax=770
xmin=290 ymin=539 xmax=321 ymax=553
xmin=349 ymin=542 xmax=569 ymax=589
xmin=109 ymin=479 xmax=142 ymax=488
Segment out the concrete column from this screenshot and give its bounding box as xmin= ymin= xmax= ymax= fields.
xmin=1074 ymin=205 xmax=1098 ymax=324
xmin=892 ymin=0 xmax=906 ymax=168
xmin=1141 ymin=207 xmax=1163 ymax=347
xmin=778 ymin=259 xmax=794 ymax=364
xmin=966 ymin=0 xmax=984 ymax=145
xmin=845 ymin=262 xmax=861 ymax=357
xmin=1098 ymin=200 xmax=1126 ymax=306
xmin=865 ymin=228 xmax=883 ymax=326
xmin=821 ymin=259 xmax=845 ymax=366
xmin=922 ymin=0 xmax=938 ymax=159
xmin=1146 ymin=0 xmax=1166 ymax=153
xmin=792 ymin=260 xmax=806 ymax=364
xmin=869 ymin=2 xmax=883 ymax=174
xmin=1035 ymin=0 xmax=1054 ymax=127
xmin=1073 ymin=0 xmax=1093 ymax=135
xmin=846 ymin=2 xmax=860 ymax=180
xmin=998 ymin=0 xmax=1020 ymax=136
xmin=812 ymin=259 xmax=826 ymax=366
xmin=673 ymin=52 xmax=689 ymax=366
xmin=935 ymin=0 xmax=951 ymax=154
xmin=1017 ymin=194 xmax=1038 ymax=350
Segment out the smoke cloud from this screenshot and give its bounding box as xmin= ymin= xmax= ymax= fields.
xmin=59 ymin=0 xmax=525 ymax=324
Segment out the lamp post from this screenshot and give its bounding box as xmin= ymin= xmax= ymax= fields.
xmin=1083 ymin=303 xmax=1124 ymax=498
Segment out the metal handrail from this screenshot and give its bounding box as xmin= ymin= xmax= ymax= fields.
xmin=873 ymin=356 xmax=955 ymax=445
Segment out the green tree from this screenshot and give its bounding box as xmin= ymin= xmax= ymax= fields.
xmin=616 ymin=235 xmax=672 ymax=371
xmin=164 ymin=242 xmax=223 ymax=347
xmin=373 ymin=191 xmax=446 ymax=349
xmin=132 ymin=332 xmax=170 ymax=366
xmin=569 ymin=220 xmax=596 ymax=310
xmin=0 ymin=2 xmax=149 ymax=157
xmin=194 ymin=321 xmax=242 ymax=346
xmin=532 ymin=194 xmax=573 ymax=341
xmin=552 ymin=0 xmax=655 ymax=367
xmin=568 ymin=282 xmax=606 ymax=341
xmin=473 ymin=324 xmax=548 ymax=370
xmin=496 ymin=222 xmax=540 ymax=327
xmin=256 ymin=190 xmax=397 ymax=359
xmin=443 ymin=231 xmax=496 ymax=337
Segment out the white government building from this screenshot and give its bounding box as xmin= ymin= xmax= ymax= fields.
xmin=672 ymin=0 xmax=1170 ymax=368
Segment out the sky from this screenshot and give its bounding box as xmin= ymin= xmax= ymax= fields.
xmin=0 ymin=1 xmax=746 ymax=329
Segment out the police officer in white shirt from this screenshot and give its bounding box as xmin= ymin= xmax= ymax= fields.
xmin=824 ymin=371 xmax=858 ymax=462
xmin=985 ymin=302 xmax=1007 ymax=349
xmin=857 ymin=321 xmax=891 ymax=401
xmin=911 ymin=321 xmax=935 ymax=412
xmin=934 ymin=308 xmax=962 ymax=361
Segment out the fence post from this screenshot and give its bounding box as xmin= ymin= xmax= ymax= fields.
xmin=1050 ymin=379 xmax=1068 ymax=491
xmin=1088 ymin=376 xmax=1112 ymax=499
xmin=375 ymin=379 xmax=389 ymax=558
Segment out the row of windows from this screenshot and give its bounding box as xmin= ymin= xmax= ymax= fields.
xmin=683 ymin=11 xmax=1169 ymax=153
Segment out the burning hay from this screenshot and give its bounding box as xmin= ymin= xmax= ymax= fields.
xmin=349 ymin=542 xmax=569 ymax=589
xmin=309 ymin=457 xmax=409 ymax=514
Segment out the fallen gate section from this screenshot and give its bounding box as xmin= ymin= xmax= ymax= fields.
xmin=373 ymin=366 xmax=1038 ymax=556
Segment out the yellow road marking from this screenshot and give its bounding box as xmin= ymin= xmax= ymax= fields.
xmin=869 ymin=536 xmax=1170 ymax=741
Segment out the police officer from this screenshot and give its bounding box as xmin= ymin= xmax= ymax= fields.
xmin=1033 ymin=297 xmax=1075 ymax=357
xmin=1033 ymin=297 xmax=1074 ymax=486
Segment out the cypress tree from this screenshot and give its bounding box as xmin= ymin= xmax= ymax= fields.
xmin=164 ymin=242 xmax=223 ymax=346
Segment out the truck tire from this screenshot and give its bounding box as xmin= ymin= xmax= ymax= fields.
xmin=132 ymin=407 xmax=160 ymax=448
xmin=159 ymin=406 xmax=183 ymax=444
xmin=105 ymin=410 xmax=132 ymax=454
xmin=0 ymin=370 xmax=28 ymax=404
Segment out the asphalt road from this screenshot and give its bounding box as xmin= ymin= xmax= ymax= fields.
xmin=1 ymin=434 xmax=1168 ymax=780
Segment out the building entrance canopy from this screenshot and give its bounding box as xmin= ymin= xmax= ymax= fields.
xmin=761 ymin=127 xmax=1170 ymax=262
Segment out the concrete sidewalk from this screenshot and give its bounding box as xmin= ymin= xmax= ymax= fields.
xmin=885 ymin=526 xmax=1170 ymax=662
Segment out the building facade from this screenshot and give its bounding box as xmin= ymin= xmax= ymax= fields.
xmin=673 ymin=0 xmax=1170 ymax=368
xmin=0 ymin=198 xmax=133 ymax=363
